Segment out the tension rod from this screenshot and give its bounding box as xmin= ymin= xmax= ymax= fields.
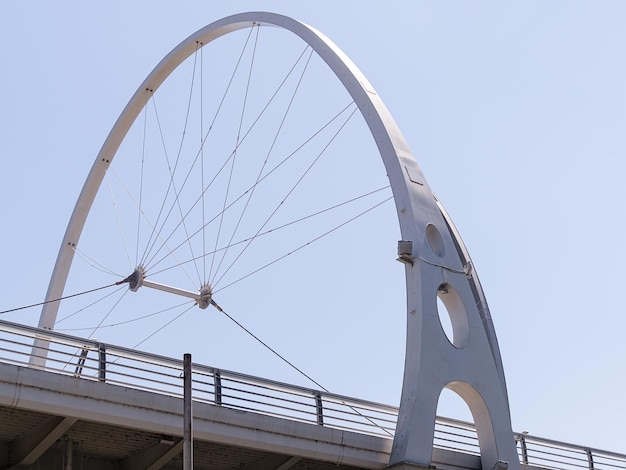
xmin=142 ymin=280 xmax=222 ymax=311
xmin=118 ymin=267 xmax=222 ymax=311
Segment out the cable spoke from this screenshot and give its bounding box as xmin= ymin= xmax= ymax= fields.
xmin=106 ymin=172 xmax=132 ymax=271
xmin=138 ymin=93 xmax=169 ymax=264
xmin=147 ymin=186 xmax=391 ymax=278
xmin=135 ymin=105 xmax=148 ymax=267
xmin=146 ymin=100 xmax=358 ymax=275
xmin=56 ymin=284 xmax=127 ymax=324
xmin=211 ymin=47 xmax=315 ymax=285
xmin=108 ymin=167 xmax=198 ymax=287
xmin=212 ymin=105 xmax=359 ymax=289
xmin=73 ymin=246 xmax=122 ymax=277
xmin=141 ymin=42 xmax=314 ymax=271
xmin=86 ymin=288 xmax=129 ymax=339
xmin=169 ymin=42 xmax=204 ymax=285
xmin=200 ymin=41 xmax=206 ymax=282
xmin=56 ymin=300 xmax=191 ymax=331
xmin=140 ymin=95 xmax=198 ymax=285
xmin=213 ymin=195 xmax=393 ymax=294
xmin=209 ymin=24 xmax=260 ymax=282
xmin=131 ymin=302 xmax=195 ymax=350
xmin=140 ymin=27 xmax=259 ymax=275
xmin=0 ymin=283 xmax=119 ymax=316
xmin=43 ymin=21 xmax=400 ymax=403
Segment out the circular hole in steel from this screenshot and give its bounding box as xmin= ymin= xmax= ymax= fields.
xmin=426 ymin=223 xmax=445 ymax=257
xmin=436 ymin=283 xmax=469 ymax=348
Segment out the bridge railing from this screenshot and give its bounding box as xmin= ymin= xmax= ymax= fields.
xmin=515 ymin=433 xmax=626 ymax=470
xmin=0 ymin=318 xmax=624 ymax=470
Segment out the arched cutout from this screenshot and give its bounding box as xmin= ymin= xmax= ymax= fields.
xmin=445 ymin=380 xmax=511 ymax=470
xmin=434 ymin=388 xmax=477 ymax=457
xmin=437 ymin=387 xmax=473 ymax=422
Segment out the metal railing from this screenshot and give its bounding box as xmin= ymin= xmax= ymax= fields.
xmin=0 ymin=318 xmax=624 ymax=470
xmin=515 ymin=433 xmax=626 ymax=470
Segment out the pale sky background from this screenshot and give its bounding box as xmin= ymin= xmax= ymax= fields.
xmin=1 ymin=1 xmax=625 ymax=455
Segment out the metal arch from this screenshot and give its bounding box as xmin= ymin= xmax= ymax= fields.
xmin=35 ymin=11 xmax=417 ymax=338
xmin=32 ymin=12 xmax=519 ymax=470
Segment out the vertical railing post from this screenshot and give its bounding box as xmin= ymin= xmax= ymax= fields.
xmin=586 ymin=448 xmax=594 ymax=470
xmin=214 ymin=369 xmax=222 ymax=406
xmin=314 ymin=391 xmax=324 ymax=425
xmin=183 ymin=353 xmax=193 ymax=470
xmin=97 ymin=343 xmax=106 ymax=382
xmin=74 ymin=346 xmax=89 ymax=377
xmin=517 ymin=433 xmax=529 ymax=465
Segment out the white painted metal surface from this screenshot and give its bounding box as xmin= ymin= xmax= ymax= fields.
xmin=33 ymin=12 xmax=520 ymax=469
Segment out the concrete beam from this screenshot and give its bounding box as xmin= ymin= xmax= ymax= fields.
xmin=0 ymin=362 xmax=481 ymax=470
xmin=7 ymin=415 xmax=77 ymax=468
xmin=250 ymin=454 xmax=302 ymax=470
xmin=0 ymin=363 xmax=391 ymax=469
xmin=276 ymin=456 xmax=302 ymax=470
xmin=120 ymin=439 xmax=182 ymax=470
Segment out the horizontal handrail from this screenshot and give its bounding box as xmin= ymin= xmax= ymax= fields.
xmin=0 ymin=317 xmax=623 ymax=469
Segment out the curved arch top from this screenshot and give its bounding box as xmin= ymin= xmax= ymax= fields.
xmin=36 ymin=11 xmax=429 ymax=337
xmin=33 ymin=12 xmax=518 ymax=470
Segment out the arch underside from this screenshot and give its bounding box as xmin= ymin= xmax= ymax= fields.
xmin=34 ymin=12 xmax=518 ymax=470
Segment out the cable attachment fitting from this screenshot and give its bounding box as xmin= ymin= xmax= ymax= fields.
xmin=116 ymin=265 xmax=146 ymax=292
xmin=463 ymin=260 xmax=473 ymax=279
xmin=198 ymin=283 xmax=213 ymax=310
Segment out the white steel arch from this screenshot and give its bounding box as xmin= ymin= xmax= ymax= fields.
xmin=33 ymin=12 xmax=519 ymax=470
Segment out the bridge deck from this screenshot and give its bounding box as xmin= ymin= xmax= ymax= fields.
xmin=0 ymin=319 xmax=623 ymax=470
xmin=0 ymin=361 xmax=485 ymax=470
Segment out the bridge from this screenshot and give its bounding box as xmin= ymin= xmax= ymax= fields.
xmin=3 ymin=10 xmax=625 ymax=470
xmin=1 ymin=318 xmax=624 ymax=470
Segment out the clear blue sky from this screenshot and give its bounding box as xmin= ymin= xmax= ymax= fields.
xmin=1 ymin=1 xmax=625 ymax=454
